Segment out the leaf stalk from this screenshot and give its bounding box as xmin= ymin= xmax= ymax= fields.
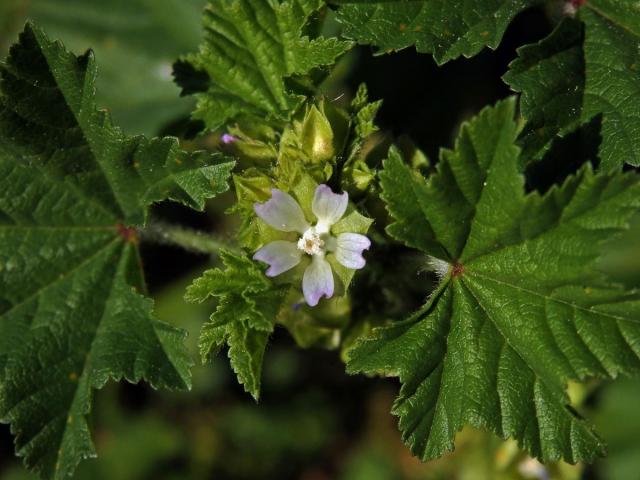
xmin=141 ymin=221 xmax=240 ymax=256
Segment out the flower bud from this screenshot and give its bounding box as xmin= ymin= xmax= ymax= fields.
xmin=223 ymin=125 xmax=277 ymax=166
xmin=233 ymin=170 xmax=272 ymax=208
xmin=300 ymin=105 xmax=335 ymax=164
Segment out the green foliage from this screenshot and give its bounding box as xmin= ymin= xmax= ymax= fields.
xmin=350 ymin=83 xmax=382 ymax=144
xmin=1 ymin=24 xmax=234 ymax=224
xmin=174 ymin=0 xmax=352 ymax=131
xmin=2 ymin=0 xmax=640 ymax=476
xmin=503 ymin=18 xmax=584 ymax=163
xmin=348 ymin=99 xmax=640 ymax=464
xmin=185 ymin=251 xmax=288 ymax=399
xmin=505 ymin=1 xmax=640 ymax=169
xmin=341 ymin=83 xmax=382 ymax=194
xmin=2 ymin=0 xmax=207 ymax=135
xmin=580 ymin=0 xmax=640 ymax=170
xmin=0 ymin=23 xmax=233 ymax=479
xmin=335 ymin=0 xmax=539 ymax=64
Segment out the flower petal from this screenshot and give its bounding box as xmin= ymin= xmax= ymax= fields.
xmin=312 ymin=184 xmax=348 ymax=230
xmin=302 ymin=256 xmax=334 ymax=306
xmin=221 ymin=133 xmax=237 ymax=144
xmin=253 ymin=241 xmax=302 ymax=277
xmin=335 ymin=233 xmax=371 ymax=269
xmin=254 ymin=189 xmax=309 ymax=233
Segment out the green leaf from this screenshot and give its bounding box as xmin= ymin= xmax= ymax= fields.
xmin=335 ymin=0 xmax=539 ymax=64
xmin=1 ymin=25 xmax=234 ymax=224
xmin=348 ymin=98 xmax=640 ymax=464
xmin=340 ymin=84 xmax=383 ymax=195
xmin=345 ymin=83 xmax=382 ymax=162
xmin=505 ymin=2 xmax=640 ymax=169
xmin=0 ymin=24 xmax=233 ymax=479
xmin=579 ymin=0 xmax=640 ymax=170
xmin=185 ymin=251 xmax=287 ymax=399
xmin=175 ymin=0 xmax=352 ymax=131
xmin=350 ymin=83 xmax=382 ymax=142
xmin=3 ymin=0 xmax=208 ymax=136
xmin=503 ymin=18 xmax=585 ymax=163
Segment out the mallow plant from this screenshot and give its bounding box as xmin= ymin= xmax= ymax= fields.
xmin=1 ymin=0 xmax=640 ymax=478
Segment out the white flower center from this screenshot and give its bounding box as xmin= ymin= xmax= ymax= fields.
xmin=297 ymin=228 xmax=325 ymax=255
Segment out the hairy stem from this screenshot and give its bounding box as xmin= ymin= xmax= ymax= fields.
xmin=141 ymin=221 xmax=239 ymax=256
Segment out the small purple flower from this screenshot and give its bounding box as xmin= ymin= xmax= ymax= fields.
xmin=221 ymin=133 xmax=237 ymax=144
xmin=253 ymin=185 xmax=371 ymax=307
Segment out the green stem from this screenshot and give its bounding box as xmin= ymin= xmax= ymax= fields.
xmin=141 ymin=221 xmax=239 ymax=256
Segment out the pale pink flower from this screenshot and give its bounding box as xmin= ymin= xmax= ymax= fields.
xmin=253 ymin=185 xmax=370 ymax=306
